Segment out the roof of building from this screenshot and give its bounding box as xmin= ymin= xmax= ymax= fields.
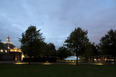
xmin=65 ymin=56 xmax=77 ymax=60
xmin=4 ymin=43 xmax=15 ymax=49
xmin=0 ymin=36 xmax=21 ymax=51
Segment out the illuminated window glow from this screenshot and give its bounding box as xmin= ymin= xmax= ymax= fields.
xmin=5 ymin=50 xmax=7 ymax=53
xmin=1 ymin=50 xmax=3 ymax=52
xmin=8 ymin=47 xmax=10 ymax=49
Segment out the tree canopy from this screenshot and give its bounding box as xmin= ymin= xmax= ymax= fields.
xmin=57 ymin=46 xmax=72 ymax=60
xmin=65 ymin=27 xmax=89 ymax=65
xmin=43 ymin=43 xmax=56 ymax=57
xmin=83 ymin=43 xmax=98 ymax=61
xmin=99 ymin=29 xmax=116 ymax=62
xmin=0 ymin=40 xmax=4 ymax=49
xmin=19 ymin=26 xmax=44 ymax=58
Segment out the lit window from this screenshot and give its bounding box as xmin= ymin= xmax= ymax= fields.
xmin=5 ymin=50 xmax=7 ymax=53
xmin=8 ymin=47 xmax=10 ymax=49
xmin=1 ymin=50 xmax=3 ymax=52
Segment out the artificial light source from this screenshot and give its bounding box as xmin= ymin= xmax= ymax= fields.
xmin=105 ymin=58 xmax=107 ymax=61
xmin=5 ymin=50 xmax=7 ymax=53
xmin=94 ymin=59 xmax=96 ymax=61
xmin=41 ymin=61 xmax=52 ymax=65
xmin=94 ymin=63 xmax=103 ymax=65
xmin=1 ymin=50 xmax=3 ymax=52
xmin=15 ymin=62 xmax=28 ymax=64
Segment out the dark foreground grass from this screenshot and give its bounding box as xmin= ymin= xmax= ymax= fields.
xmin=0 ymin=64 xmax=116 ymax=77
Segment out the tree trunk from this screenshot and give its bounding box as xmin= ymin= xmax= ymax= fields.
xmin=114 ymin=56 xmax=116 ymax=64
xmin=76 ymin=55 xmax=78 ymax=66
xmin=29 ymin=56 xmax=32 ymax=65
xmin=29 ymin=61 xmax=31 ymax=65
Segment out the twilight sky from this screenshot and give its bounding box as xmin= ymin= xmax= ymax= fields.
xmin=0 ymin=0 xmax=116 ymax=49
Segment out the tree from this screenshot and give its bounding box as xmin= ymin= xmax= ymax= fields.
xmin=43 ymin=43 xmax=56 ymax=58
xmin=57 ymin=46 xmax=72 ymax=60
xmin=65 ymin=27 xmax=89 ymax=65
xmin=0 ymin=40 xmax=4 ymax=49
xmin=83 ymin=43 xmax=98 ymax=61
xmin=19 ymin=26 xmax=44 ymax=64
xmin=99 ymin=29 xmax=116 ymax=63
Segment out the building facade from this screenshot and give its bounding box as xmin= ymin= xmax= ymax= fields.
xmin=0 ymin=37 xmax=22 ymax=61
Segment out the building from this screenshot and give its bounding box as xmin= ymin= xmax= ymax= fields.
xmin=0 ymin=36 xmax=22 ymax=61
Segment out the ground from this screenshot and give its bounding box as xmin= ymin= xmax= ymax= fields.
xmin=0 ymin=63 xmax=116 ymax=77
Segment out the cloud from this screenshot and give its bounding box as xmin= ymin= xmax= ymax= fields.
xmin=0 ymin=0 xmax=116 ymax=49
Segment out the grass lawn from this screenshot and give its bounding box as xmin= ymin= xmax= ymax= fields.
xmin=0 ymin=63 xmax=116 ymax=77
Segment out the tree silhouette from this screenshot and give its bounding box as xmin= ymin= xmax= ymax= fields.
xmin=0 ymin=40 xmax=4 ymax=49
xmin=57 ymin=46 xmax=72 ymax=60
xmin=65 ymin=27 xmax=89 ymax=65
xmin=19 ymin=26 xmax=44 ymax=64
xmin=83 ymin=43 xmax=98 ymax=61
xmin=43 ymin=43 xmax=56 ymax=58
xmin=99 ymin=29 xmax=116 ymax=63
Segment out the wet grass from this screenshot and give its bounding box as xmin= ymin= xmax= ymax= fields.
xmin=0 ymin=64 xmax=116 ymax=77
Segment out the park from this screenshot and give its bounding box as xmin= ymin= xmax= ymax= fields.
xmin=0 ymin=0 xmax=116 ymax=77
xmin=0 ymin=26 xmax=116 ymax=77
xmin=0 ymin=63 xmax=116 ymax=77
xmin=0 ymin=25 xmax=116 ymax=77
